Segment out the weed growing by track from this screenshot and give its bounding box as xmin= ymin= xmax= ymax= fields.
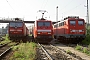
xmin=66 ymin=50 xmax=72 ymax=54
xmin=75 ymin=44 xmax=90 ymax=56
xmin=0 ymin=34 xmax=11 ymax=44
xmin=10 ymin=42 xmax=37 ymax=60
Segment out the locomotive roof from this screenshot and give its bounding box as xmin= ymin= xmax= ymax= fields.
xmin=9 ymin=21 xmax=24 ymax=23
xmin=39 ymin=18 xmax=46 ymax=20
xmin=54 ymin=17 xmax=84 ymax=25
xmin=37 ymin=18 xmax=49 ymax=21
xmin=36 ymin=18 xmax=52 ymax=21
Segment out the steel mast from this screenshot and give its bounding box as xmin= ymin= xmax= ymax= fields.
xmin=87 ymin=0 xmax=89 ymax=28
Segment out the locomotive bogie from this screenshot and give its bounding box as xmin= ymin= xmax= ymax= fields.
xmin=35 ymin=35 xmax=53 ymax=43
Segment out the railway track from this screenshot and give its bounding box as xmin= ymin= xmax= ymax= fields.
xmin=37 ymin=43 xmax=53 ymax=60
xmin=37 ymin=43 xmax=85 ymax=60
xmin=0 ymin=42 xmax=19 ymax=60
xmin=0 ymin=43 xmax=11 ymax=59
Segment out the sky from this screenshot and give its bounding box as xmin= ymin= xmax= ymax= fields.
xmin=0 ymin=0 xmax=90 ymax=28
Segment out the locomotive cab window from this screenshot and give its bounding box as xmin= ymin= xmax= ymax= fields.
xmin=38 ymin=22 xmax=50 ymax=26
xmin=54 ymin=24 xmax=58 ymax=28
xmin=45 ymin=22 xmax=50 ymax=26
xmin=9 ymin=22 xmax=23 ymax=27
xmin=38 ymin=22 xmax=43 ymax=26
xmin=10 ymin=22 xmax=15 ymax=27
xmin=70 ymin=20 xmax=76 ymax=25
xmin=64 ymin=21 xmax=66 ymax=25
xmin=78 ymin=20 xmax=84 ymax=25
xmin=16 ymin=22 xmax=23 ymax=27
xmin=59 ymin=23 xmax=60 ymax=27
xmin=62 ymin=22 xmax=64 ymax=26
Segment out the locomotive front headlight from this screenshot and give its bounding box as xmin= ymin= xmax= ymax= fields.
xmin=10 ymin=30 xmax=14 ymax=31
xmin=38 ymin=32 xmax=40 ymax=34
xmin=72 ymin=30 xmax=75 ymax=32
xmin=48 ymin=32 xmax=51 ymax=34
xmin=79 ymin=30 xmax=82 ymax=32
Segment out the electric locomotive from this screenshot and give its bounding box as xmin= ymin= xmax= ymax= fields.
xmin=8 ymin=18 xmax=29 ymax=42
xmin=53 ymin=16 xmax=86 ymax=43
xmin=32 ymin=10 xmax=53 ymax=43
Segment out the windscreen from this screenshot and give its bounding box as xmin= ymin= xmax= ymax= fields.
xmin=70 ymin=20 xmax=76 ymax=25
xmin=78 ymin=20 xmax=84 ymax=25
xmin=38 ymin=22 xmax=50 ymax=26
xmin=9 ymin=22 xmax=23 ymax=27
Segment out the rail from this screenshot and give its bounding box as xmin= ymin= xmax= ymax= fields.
xmin=38 ymin=43 xmax=54 ymax=60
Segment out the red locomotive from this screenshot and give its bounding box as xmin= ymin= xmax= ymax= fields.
xmin=33 ymin=18 xmax=53 ymax=43
xmin=53 ymin=16 xmax=86 ymax=43
xmin=32 ymin=10 xmax=53 ymax=43
xmin=8 ymin=18 xmax=29 ymax=41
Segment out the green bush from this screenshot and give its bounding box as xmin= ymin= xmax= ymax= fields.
xmin=82 ymin=28 xmax=90 ymax=45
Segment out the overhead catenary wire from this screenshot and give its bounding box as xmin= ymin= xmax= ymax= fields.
xmin=41 ymin=0 xmax=48 ymax=9
xmin=40 ymin=0 xmax=45 ymax=9
xmin=43 ymin=0 xmax=48 ymax=9
xmin=62 ymin=0 xmax=85 ymax=15
xmin=60 ymin=0 xmax=74 ymax=11
xmin=5 ymin=0 xmax=18 ymax=17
